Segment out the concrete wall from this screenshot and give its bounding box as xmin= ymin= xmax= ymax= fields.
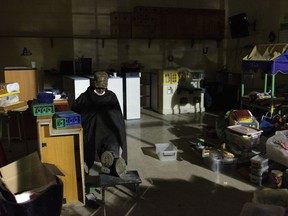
xmin=0 ymin=0 xmax=223 ymax=87
xmin=71 ymin=0 xmax=224 ymax=81
xmin=225 ymin=0 xmax=288 ymax=90
xmin=0 ymin=0 xmax=74 ymax=85
xmin=226 ymin=0 xmax=288 ymax=71
xmin=0 ymin=0 xmax=287 ymax=90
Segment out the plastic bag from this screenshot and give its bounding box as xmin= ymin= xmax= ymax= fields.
xmin=259 ymin=119 xmax=275 ymax=134
xmin=261 ymin=112 xmax=274 ymax=123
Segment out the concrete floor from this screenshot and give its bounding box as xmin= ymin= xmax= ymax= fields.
xmin=4 ymin=108 xmax=258 ymax=216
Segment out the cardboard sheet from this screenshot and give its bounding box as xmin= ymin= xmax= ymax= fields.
xmin=0 ymin=152 xmax=57 ymax=194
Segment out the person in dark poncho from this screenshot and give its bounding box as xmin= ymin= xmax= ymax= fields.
xmin=71 ymin=71 xmax=127 ymax=177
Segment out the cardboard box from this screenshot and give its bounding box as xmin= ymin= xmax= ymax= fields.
xmin=0 ymin=152 xmax=61 ymax=198
xmin=0 ymin=152 xmax=64 ymax=216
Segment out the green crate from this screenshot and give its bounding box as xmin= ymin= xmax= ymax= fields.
xmin=31 ymin=100 xmax=55 ymax=116
xmin=85 ymin=183 xmax=97 ymax=194
xmin=53 ymin=117 xmax=66 ymax=129
xmin=55 ymin=111 xmax=81 ymax=126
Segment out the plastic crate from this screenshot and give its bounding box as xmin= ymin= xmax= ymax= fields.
xmin=250 ymin=166 xmax=269 ymax=176
xmin=249 ymin=173 xmax=269 ymax=186
xmin=155 ymin=143 xmax=177 ymax=161
xmin=54 ymin=111 xmax=81 ymax=127
xmin=226 ymin=142 xmax=252 ymax=156
xmin=54 ymin=99 xmax=69 ymax=112
xmin=31 ymin=100 xmax=55 ymax=116
xmin=203 ymin=150 xmax=237 ymax=172
xmin=250 ymin=155 xmax=269 ymax=169
xmin=225 ymin=125 xmax=262 ymax=149
xmin=37 ymin=92 xmax=55 ymax=104
xmin=54 ymin=104 xmax=69 ymax=112
xmin=53 ymin=117 xmax=66 ymax=129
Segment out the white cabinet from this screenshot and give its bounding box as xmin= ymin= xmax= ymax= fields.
xmin=108 ymin=77 xmax=124 ymax=115
xmin=123 ymin=73 xmax=141 ymax=120
xmin=62 ymin=76 xmax=90 ymax=107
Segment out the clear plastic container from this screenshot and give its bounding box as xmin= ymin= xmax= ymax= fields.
xmin=250 ymin=165 xmax=269 ymax=176
xmin=203 ymin=150 xmax=237 ymax=172
xmin=155 ymin=143 xmax=177 ymax=161
xmin=225 ymin=125 xmax=262 ymax=149
xmin=250 ymin=155 xmax=269 ymax=169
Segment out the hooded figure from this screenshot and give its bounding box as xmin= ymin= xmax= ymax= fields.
xmin=71 ymin=72 xmax=127 ymax=176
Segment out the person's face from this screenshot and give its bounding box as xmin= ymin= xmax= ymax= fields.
xmin=95 ymin=87 xmax=106 ymax=94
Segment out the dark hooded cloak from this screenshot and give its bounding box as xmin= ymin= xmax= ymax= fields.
xmin=71 ymin=85 xmax=127 ymax=169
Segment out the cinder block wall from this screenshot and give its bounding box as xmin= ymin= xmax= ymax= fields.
xmin=0 ymin=0 xmax=223 ymax=84
xmin=0 ymin=0 xmax=287 ymax=89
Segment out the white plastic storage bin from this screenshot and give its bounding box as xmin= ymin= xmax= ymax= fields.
xmin=249 ymin=174 xmax=267 ymax=186
xmin=225 ymin=125 xmax=262 ymax=149
xmin=250 ymin=155 xmax=269 ymax=169
xmin=250 ymin=166 xmax=269 ymax=176
xmin=155 ymin=143 xmax=177 ymax=161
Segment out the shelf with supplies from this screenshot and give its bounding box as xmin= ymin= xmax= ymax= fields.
xmin=241 ymin=96 xmax=288 ymax=115
xmin=241 ymin=43 xmax=288 ymax=114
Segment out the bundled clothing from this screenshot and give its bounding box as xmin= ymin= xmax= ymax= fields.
xmin=71 ymin=85 xmax=127 ymax=170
